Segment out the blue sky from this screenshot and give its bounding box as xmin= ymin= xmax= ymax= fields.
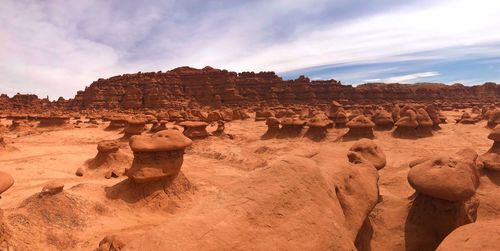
xmin=1 ymin=0 xmax=500 ymax=99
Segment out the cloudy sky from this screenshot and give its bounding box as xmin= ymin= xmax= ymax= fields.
xmin=2 ymin=0 xmax=500 ymax=99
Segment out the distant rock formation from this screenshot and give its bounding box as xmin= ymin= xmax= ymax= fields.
xmin=1 ymin=66 xmax=499 ymax=111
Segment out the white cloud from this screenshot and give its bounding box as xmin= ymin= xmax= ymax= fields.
xmin=1 ymin=0 xmax=500 ymax=98
xmin=365 ymin=72 xmax=440 ymax=83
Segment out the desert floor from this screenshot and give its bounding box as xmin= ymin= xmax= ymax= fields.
xmin=1 ymin=110 xmax=499 ymax=250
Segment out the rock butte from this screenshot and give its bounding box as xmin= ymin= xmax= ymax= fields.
xmin=0 ymin=66 xmax=499 ymax=250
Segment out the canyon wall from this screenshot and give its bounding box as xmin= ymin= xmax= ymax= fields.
xmin=1 ymin=66 xmax=499 ymax=111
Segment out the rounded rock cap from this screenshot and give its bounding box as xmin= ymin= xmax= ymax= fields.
xmin=178 ymin=121 xmax=209 ymax=127
xmin=437 ymin=220 xmax=500 ymax=251
xmin=130 ymin=130 xmax=192 ymax=153
xmin=407 ymin=152 xmax=477 ymax=201
xmin=346 ymin=115 xmax=375 ymax=129
xmin=97 ymin=140 xmax=121 ymax=152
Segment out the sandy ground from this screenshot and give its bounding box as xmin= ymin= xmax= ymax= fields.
xmin=0 ymin=110 xmax=498 ymax=250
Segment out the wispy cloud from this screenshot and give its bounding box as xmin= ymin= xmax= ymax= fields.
xmin=1 ymin=0 xmax=500 ymax=98
xmin=366 ymin=72 xmax=440 ymax=83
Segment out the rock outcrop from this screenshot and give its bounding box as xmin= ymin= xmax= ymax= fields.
xmin=436 ymin=220 xmax=500 ymax=251
xmin=2 ymin=67 xmax=498 ymax=112
xmin=405 ymin=149 xmax=480 ymax=251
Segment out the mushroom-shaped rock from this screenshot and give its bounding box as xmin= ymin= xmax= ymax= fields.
xmin=149 ymin=120 xmax=167 ymax=133
xmin=407 ymin=149 xmax=478 ymax=201
xmin=278 ymin=116 xmax=305 ymax=138
xmin=436 ymin=220 xmax=500 ymax=251
xmin=86 ymin=140 xmax=132 ymax=175
xmin=38 ymin=115 xmax=70 ymax=127
xmin=123 ymin=119 xmax=146 ymax=138
xmin=486 ymin=109 xmax=499 ymax=128
xmin=0 ymin=171 xmax=14 ymax=196
xmin=479 ymin=125 xmax=500 ymax=171
xmin=305 ymin=113 xmax=333 ymax=141
xmin=332 ymin=108 xmax=348 ymax=128
xmin=262 ymin=117 xmax=280 ymax=139
xmin=328 ymin=101 xmax=342 ymax=117
xmin=426 ymin=104 xmax=441 ymax=130
xmin=347 ymin=139 xmax=386 ymax=170
xmin=416 ymin=108 xmax=434 ymax=136
xmin=371 ymin=109 xmax=394 ymax=130
xmin=178 ymin=121 xmax=209 ymax=139
xmin=127 ymin=130 xmax=192 ymax=183
xmin=405 ymin=149 xmax=480 ymax=250
xmin=255 ymin=110 xmax=274 ymax=121
xmin=344 ymin=115 xmax=375 ymax=139
xmin=394 ymin=108 xmax=419 ymax=138
xmin=457 ymin=112 xmax=478 ymax=124
xmin=105 ymin=116 xmax=127 ymax=130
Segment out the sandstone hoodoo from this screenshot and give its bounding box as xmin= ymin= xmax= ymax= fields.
xmin=85 ymin=140 xmax=132 ymax=175
xmin=479 ymin=125 xmax=500 ymax=171
xmin=262 ymin=116 xmax=280 ymax=139
xmin=328 ymin=101 xmax=342 ymax=117
xmin=255 ymin=110 xmax=274 ymax=121
xmin=456 ymin=112 xmax=480 ymax=124
xmin=405 ymin=149 xmax=480 ymax=250
xmin=344 ymin=115 xmax=375 ymax=139
xmin=123 ymin=119 xmax=146 ymax=139
xmin=305 ymin=113 xmax=333 ymax=141
xmin=393 ymin=105 xmax=419 ymax=138
xmin=486 ymin=109 xmax=500 ymax=128
xmin=279 ymin=115 xmax=306 ymax=138
xmin=371 ymin=109 xmax=394 ymax=130
xmin=332 ymin=108 xmax=349 ymax=128
xmin=105 ymin=116 xmax=127 ymax=131
xmin=150 ymin=120 xmax=168 ymax=133
xmin=126 ymin=130 xmax=192 ymax=183
xmin=415 ymin=108 xmax=434 ymax=136
xmin=347 ymin=139 xmax=386 ymax=170
xmin=37 ymin=115 xmax=70 ymax=127
xmin=178 ymin=121 xmax=210 ymax=139
xmin=107 ymin=130 xmax=193 ymax=203
xmin=426 ymin=104 xmax=442 ymax=130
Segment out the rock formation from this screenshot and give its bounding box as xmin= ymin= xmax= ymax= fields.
xmin=122 ymin=119 xmax=146 ymax=139
xmin=262 ymin=117 xmax=280 ymax=139
xmin=178 ymin=121 xmax=210 ymax=139
xmin=85 ymin=140 xmax=132 ymax=177
xmin=344 ymin=115 xmax=375 ymax=139
xmin=478 ymin=125 xmax=500 ymax=171
xmin=107 ymin=130 xmax=193 ymax=203
xmin=347 ymin=139 xmax=386 ymax=170
xmin=371 ymin=109 xmax=394 ymax=130
xmin=405 ymin=149 xmax=480 ymax=250
xmin=0 ymin=67 xmax=498 ymax=112
xmin=278 ymin=115 xmax=305 ymax=138
xmin=305 ymin=113 xmax=333 ymax=141
xmin=436 ymin=220 xmax=500 ymax=251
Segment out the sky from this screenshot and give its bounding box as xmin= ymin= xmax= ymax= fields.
xmin=2 ymin=0 xmax=500 ymax=99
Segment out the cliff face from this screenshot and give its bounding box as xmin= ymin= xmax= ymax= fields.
xmin=72 ymin=67 xmax=498 ymax=109
xmin=71 ymin=66 xmax=345 ymax=109
xmin=1 ymin=66 xmax=499 ymax=112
